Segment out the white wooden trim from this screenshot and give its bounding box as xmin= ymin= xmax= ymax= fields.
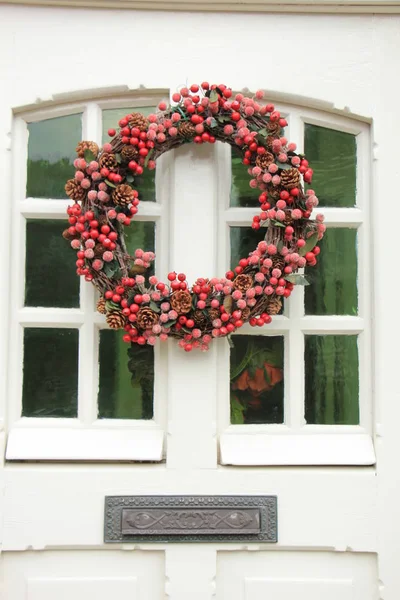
xmin=6 ymin=427 xmax=164 ymax=461
xmin=220 ymin=430 xmax=375 ymax=465
xmin=3 ymin=0 xmax=400 ymax=14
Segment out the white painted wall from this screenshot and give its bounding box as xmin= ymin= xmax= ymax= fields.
xmin=0 ymin=4 xmax=399 ymax=599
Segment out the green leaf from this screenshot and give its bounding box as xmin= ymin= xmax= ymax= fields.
xmin=256 ymin=127 xmax=267 ymax=137
xmin=105 ymin=179 xmax=116 ymax=189
xmin=103 ymin=261 xmax=117 ymax=277
xmin=230 ymin=395 xmax=245 ymax=424
xmin=144 ymin=149 xmax=154 ymax=168
xmin=209 ymin=117 xmax=218 ymax=128
xmin=115 ymin=153 xmax=122 ymax=164
xmin=164 ymin=319 xmax=177 ymax=329
xmin=299 ymin=232 xmax=319 ymax=256
xmin=271 ymin=220 xmax=286 ymax=228
xmin=209 ymin=90 xmax=219 ymax=103
xmin=84 ymin=149 xmax=96 ymax=163
xmin=277 ymin=240 xmax=284 ymax=252
xmin=126 ymin=174 xmax=134 ymax=183
xmin=216 ymin=115 xmax=232 ymax=124
xmin=227 ymin=335 xmax=235 ymax=349
xmin=276 ymin=161 xmax=291 ymax=170
xmin=149 ymin=301 xmax=161 ymax=313
xmin=105 ymin=300 xmax=120 ymax=311
xmin=284 ymin=274 xmax=310 ymax=285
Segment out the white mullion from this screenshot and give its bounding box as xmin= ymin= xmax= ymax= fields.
xmin=20 ymin=199 xmax=70 ymax=218
xmin=18 ymin=308 xmax=85 ymax=326
xmin=77 ymin=103 xmax=102 ymax=425
xmin=300 ymin=315 xmax=364 ymax=333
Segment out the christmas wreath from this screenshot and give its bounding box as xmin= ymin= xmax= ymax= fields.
xmin=63 ymin=83 xmax=325 ymax=352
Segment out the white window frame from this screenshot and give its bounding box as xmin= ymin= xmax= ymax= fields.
xmin=6 ymin=92 xmax=170 ymax=461
xmin=217 ymin=104 xmax=375 ymax=466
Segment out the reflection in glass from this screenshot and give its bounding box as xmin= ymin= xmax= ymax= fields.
xmin=230 ymin=147 xmax=260 ymax=207
xmin=305 ymin=228 xmax=358 ymax=315
xmin=102 ymin=106 xmax=156 ymax=202
xmin=98 ymin=330 xmax=154 ymax=419
xmin=27 ymin=114 xmax=82 ymax=199
xmin=304 ymin=124 xmax=357 ymax=207
xmin=22 ymin=328 xmax=79 ymax=417
xmin=230 ymin=335 xmax=284 ymax=424
xmin=230 ymin=226 xmax=266 ymax=270
xmin=25 ymin=219 xmax=79 ymax=308
xmin=305 ymin=335 xmax=359 ymax=424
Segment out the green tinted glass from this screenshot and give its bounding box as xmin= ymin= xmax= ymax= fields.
xmin=230 ymin=148 xmax=260 ymax=207
xmin=304 ymin=124 xmax=356 ymax=207
xmin=27 ymin=114 xmax=82 ymax=199
xmin=305 ymin=335 xmax=359 ymax=424
xmin=98 ymin=330 xmax=154 ymax=419
xmin=22 ymin=328 xmax=79 ymax=417
xmin=102 ymin=107 xmax=156 ymax=202
xmin=305 ymin=228 xmax=357 ymax=315
xmin=124 ymin=221 xmax=156 ymax=277
xmin=230 ymin=226 xmax=266 ymax=270
xmin=25 ymin=219 xmax=79 ymax=308
xmin=230 ymin=335 xmax=284 ymax=424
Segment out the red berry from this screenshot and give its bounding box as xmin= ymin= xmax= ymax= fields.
xmin=177 ymin=273 xmax=186 ymax=281
xmin=168 ymin=272 xmax=176 ymax=281
xmin=108 ymin=128 xmax=116 ymax=137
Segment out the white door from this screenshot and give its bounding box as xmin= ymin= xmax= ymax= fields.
xmin=0 ymin=4 xmax=399 ymax=599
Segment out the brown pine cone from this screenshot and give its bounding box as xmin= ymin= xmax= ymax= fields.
xmin=271 ymin=256 xmax=285 ymax=272
xmin=255 ymin=152 xmax=274 ymax=170
xmin=208 ymin=308 xmax=220 ymax=322
xmin=241 ymin=307 xmax=251 ymax=321
xmin=65 ymin=178 xmax=86 ymax=201
xmin=233 ymin=274 xmax=253 ymax=292
xmin=283 ymin=210 xmax=294 ymax=225
xmin=194 ymin=310 xmax=207 ymax=327
xmin=99 ymin=153 xmax=118 ymax=171
xmin=120 ymin=145 xmax=139 ymax=163
xmin=62 ymin=228 xmax=79 ymax=241
xmin=170 ymin=290 xmax=192 ymax=314
xmin=280 ymin=168 xmax=301 ymax=190
xmin=136 ymin=307 xmax=159 ymax=330
xmin=267 ymin=185 xmax=282 ymax=201
xmin=128 ymin=113 xmax=149 ymax=132
xmin=267 ymin=120 xmax=282 ymax=137
xmin=112 ymin=184 xmax=134 ymax=207
xmin=178 ymin=122 xmax=196 ymax=138
xmin=267 ymin=297 xmax=282 ymax=315
xmin=93 ymin=243 xmax=105 ymax=257
xmin=75 ymin=140 xmax=99 ymax=159
xmin=266 ymin=135 xmax=275 ymax=150
xmin=106 ymin=310 xmax=126 ymax=329
xmin=97 ymin=297 xmax=106 ymax=314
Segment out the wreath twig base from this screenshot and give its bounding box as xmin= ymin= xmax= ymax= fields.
xmin=64 ymin=83 xmax=325 ymax=352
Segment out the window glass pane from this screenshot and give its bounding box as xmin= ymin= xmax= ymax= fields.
xmin=98 ymin=330 xmax=154 ymax=419
xmin=230 ymin=226 xmax=265 ymax=271
xmin=304 ymin=124 xmax=356 ymax=207
xmin=25 ymin=219 xmax=79 ymax=308
xmin=305 ymin=335 xmax=359 ymax=424
xmin=305 ymin=228 xmax=357 ymax=315
xmin=230 ymin=147 xmax=259 ymax=207
xmin=124 ymin=220 xmax=156 ymax=277
xmin=22 ymin=328 xmax=78 ymax=417
xmin=102 ymin=107 xmax=156 ymax=202
xmin=27 ymin=114 xmax=82 ymax=199
xmin=230 ymin=335 xmax=284 ymax=424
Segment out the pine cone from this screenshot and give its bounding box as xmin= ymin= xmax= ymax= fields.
xmin=62 ymin=228 xmax=79 ymax=241
xmin=106 ymin=310 xmax=126 ymax=329
xmin=112 ymin=184 xmax=134 ymax=207
xmin=128 ymin=113 xmax=149 ymax=132
xmin=170 ymin=290 xmax=192 ymax=314
xmin=271 ymin=256 xmax=285 ymax=272
xmin=120 ymin=145 xmax=139 ymax=163
xmin=94 ymin=243 xmax=105 ymax=257
xmin=178 ymin=122 xmax=196 ymax=138
xmin=208 ymin=308 xmax=220 ymax=322
xmin=99 ymin=153 xmax=118 ymax=171
xmin=241 ymin=307 xmax=251 ymax=321
xmin=283 ymin=211 xmax=293 ymax=225
xmin=65 ymin=178 xmax=86 ymax=201
xmin=136 ymin=307 xmax=159 ymax=330
xmin=233 ymin=274 xmax=253 ymax=293
xmin=194 ymin=310 xmax=207 ymax=327
xmin=75 ymin=140 xmax=99 ymax=159
xmin=280 ymin=168 xmax=301 ymax=190
xmin=267 ymin=297 xmax=282 ymax=315
xmin=267 ymin=120 xmax=282 ymax=137
xmin=266 ymin=135 xmax=275 ymax=150
xmin=97 ymin=297 xmax=106 ymax=314
xmin=255 ymin=152 xmax=274 ymax=170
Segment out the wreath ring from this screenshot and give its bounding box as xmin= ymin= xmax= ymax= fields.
xmin=64 ymin=83 xmax=325 ymax=352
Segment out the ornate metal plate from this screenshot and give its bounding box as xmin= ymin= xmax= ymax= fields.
xmin=104 ymin=495 xmax=277 ymax=543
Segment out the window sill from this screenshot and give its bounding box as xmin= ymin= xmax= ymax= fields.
xmin=6 ymin=424 xmax=164 ymax=461
xmin=220 ymin=426 xmax=375 ymax=466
